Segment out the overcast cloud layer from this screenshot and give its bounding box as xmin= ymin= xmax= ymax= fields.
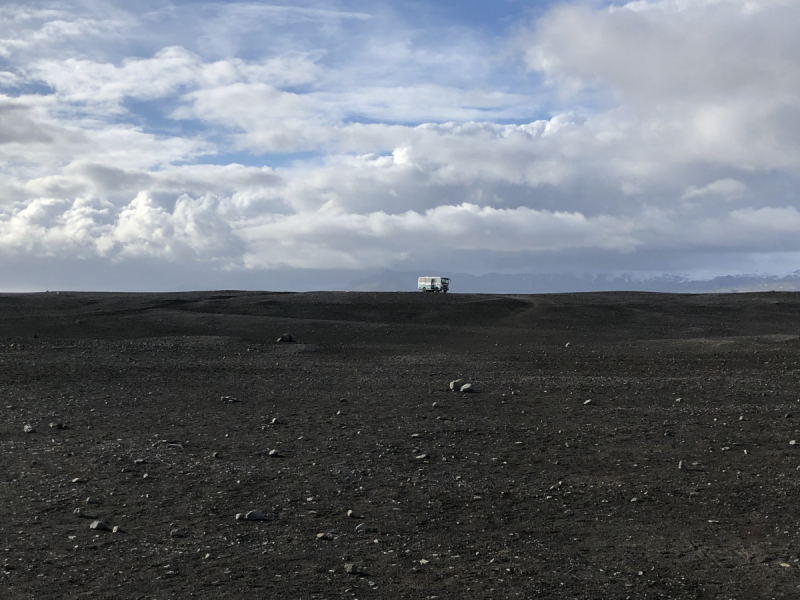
xmin=1 ymin=0 xmax=799 ymax=291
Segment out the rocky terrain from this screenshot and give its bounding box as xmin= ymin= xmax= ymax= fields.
xmin=2 ymin=290 xmax=800 ymax=599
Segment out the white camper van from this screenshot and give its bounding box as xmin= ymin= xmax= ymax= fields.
xmin=418 ymin=276 xmax=450 ymax=293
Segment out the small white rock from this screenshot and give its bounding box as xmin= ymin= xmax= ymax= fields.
xmin=89 ymin=521 xmax=110 ymax=531
xmin=460 ymin=383 xmax=473 ymax=393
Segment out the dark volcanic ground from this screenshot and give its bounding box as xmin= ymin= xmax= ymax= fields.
xmin=2 ymin=291 xmax=800 ymax=599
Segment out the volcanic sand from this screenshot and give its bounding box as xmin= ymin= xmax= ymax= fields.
xmin=2 ymin=291 xmax=800 ymax=598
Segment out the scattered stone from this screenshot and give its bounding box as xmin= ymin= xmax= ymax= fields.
xmin=235 ymin=510 xmax=272 ymax=521
xmin=220 ymin=396 xmax=238 ymax=403
xmin=268 ymin=449 xmax=282 ymax=457
xmin=449 ymin=379 xmax=463 ymax=391
xmin=23 ymin=424 xmax=35 ymax=433
xmin=73 ymin=507 xmax=90 ymax=518
xmin=415 ymin=454 xmax=428 ymax=460
xmin=630 ymin=497 xmax=638 ymax=503
xmin=780 ymin=562 xmax=791 ymax=568
xmin=245 ymin=511 xmax=269 ymax=521
xmin=86 ymin=497 xmax=100 ymax=505
xmin=142 ymin=473 xmax=149 ymax=479
xmin=277 ymin=333 xmax=294 ymax=343
xmin=71 ymin=478 xmax=85 ymax=484
xmin=411 ymin=433 xmax=420 ymax=438
xmin=347 ymin=509 xmax=361 ymax=518
xmin=134 ymin=459 xmax=146 ymax=464
xmin=316 ymin=532 xmax=333 ymax=540
xmin=343 ymin=563 xmax=360 ymax=575
xmin=419 ymin=559 xmax=430 ymax=565
xmin=212 ymin=452 xmax=219 ymax=459
xmin=583 ymin=399 xmax=592 ymax=405
xmin=678 ymin=460 xmax=684 ymax=470
xmin=48 ymin=422 xmax=67 ymax=430
xmin=170 ymin=527 xmax=183 ymax=538
xmin=460 ymin=383 xmax=474 ymax=393
xmin=565 ymin=342 xmax=571 ymax=347
xmin=89 ymin=521 xmax=110 ymax=531
xmin=355 ymin=523 xmax=375 ymax=534
xmin=791 ymin=440 xmax=797 ymax=446
xmin=112 ymin=526 xmax=123 ymax=534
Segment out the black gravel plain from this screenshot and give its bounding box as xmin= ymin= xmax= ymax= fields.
xmin=2 ymin=290 xmax=800 ymax=599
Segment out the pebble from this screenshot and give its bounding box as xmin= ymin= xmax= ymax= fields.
xmin=73 ymin=507 xmax=89 ymax=518
xmin=460 ymin=383 xmax=474 ymax=393
xmin=347 ymin=509 xmax=361 ymax=518
xmin=449 ymin=379 xmax=463 ymax=391
xmin=355 ymin=523 xmax=375 ymax=534
xmin=170 ymin=527 xmax=182 ymax=538
xmin=48 ymin=422 xmax=67 ymax=430
xmin=316 ymin=532 xmax=333 ymax=540
xmin=344 ymin=563 xmax=359 ymax=575
xmin=268 ymin=449 xmax=281 ymax=457
xmin=419 ymin=559 xmax=430 ymax=564
xmin=112 ymin=526 xmax=123 ymax=534
xmin=86 ymin=497 xmax=100 ymax=505
xmin=23 ymin=424 xmax=35 ymax=433
xmin=89 ymin=521 xmax=110 ymax=531
xmin=583 ymin=399 xmax=592 ymax=405
xmin=220 ymin=396 xmax=238 ymax=403
xmin=277 ymin=333 xmax=294 ymax=343
xmin=416 ymin=454 xmax=428 ymax=459
xmin=678 ymin=461 xmax=684 ymax=470
xmin=235 ymin=510 xmax=272 ymax=521
xmin=565 ymin=342 xmax=571 ymax=347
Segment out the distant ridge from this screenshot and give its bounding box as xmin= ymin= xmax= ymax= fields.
xmin=346 ymin=271 xmax=800 ymax=294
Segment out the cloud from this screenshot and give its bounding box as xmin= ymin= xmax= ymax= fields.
xmin=0 ymin=0 xmax=799 ymax=290
xmin=682 ymin=178 xmax=747 ymax=201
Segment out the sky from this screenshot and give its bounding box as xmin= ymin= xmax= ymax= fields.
xmin=0 ymin=0 xmax=799 ymax=291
